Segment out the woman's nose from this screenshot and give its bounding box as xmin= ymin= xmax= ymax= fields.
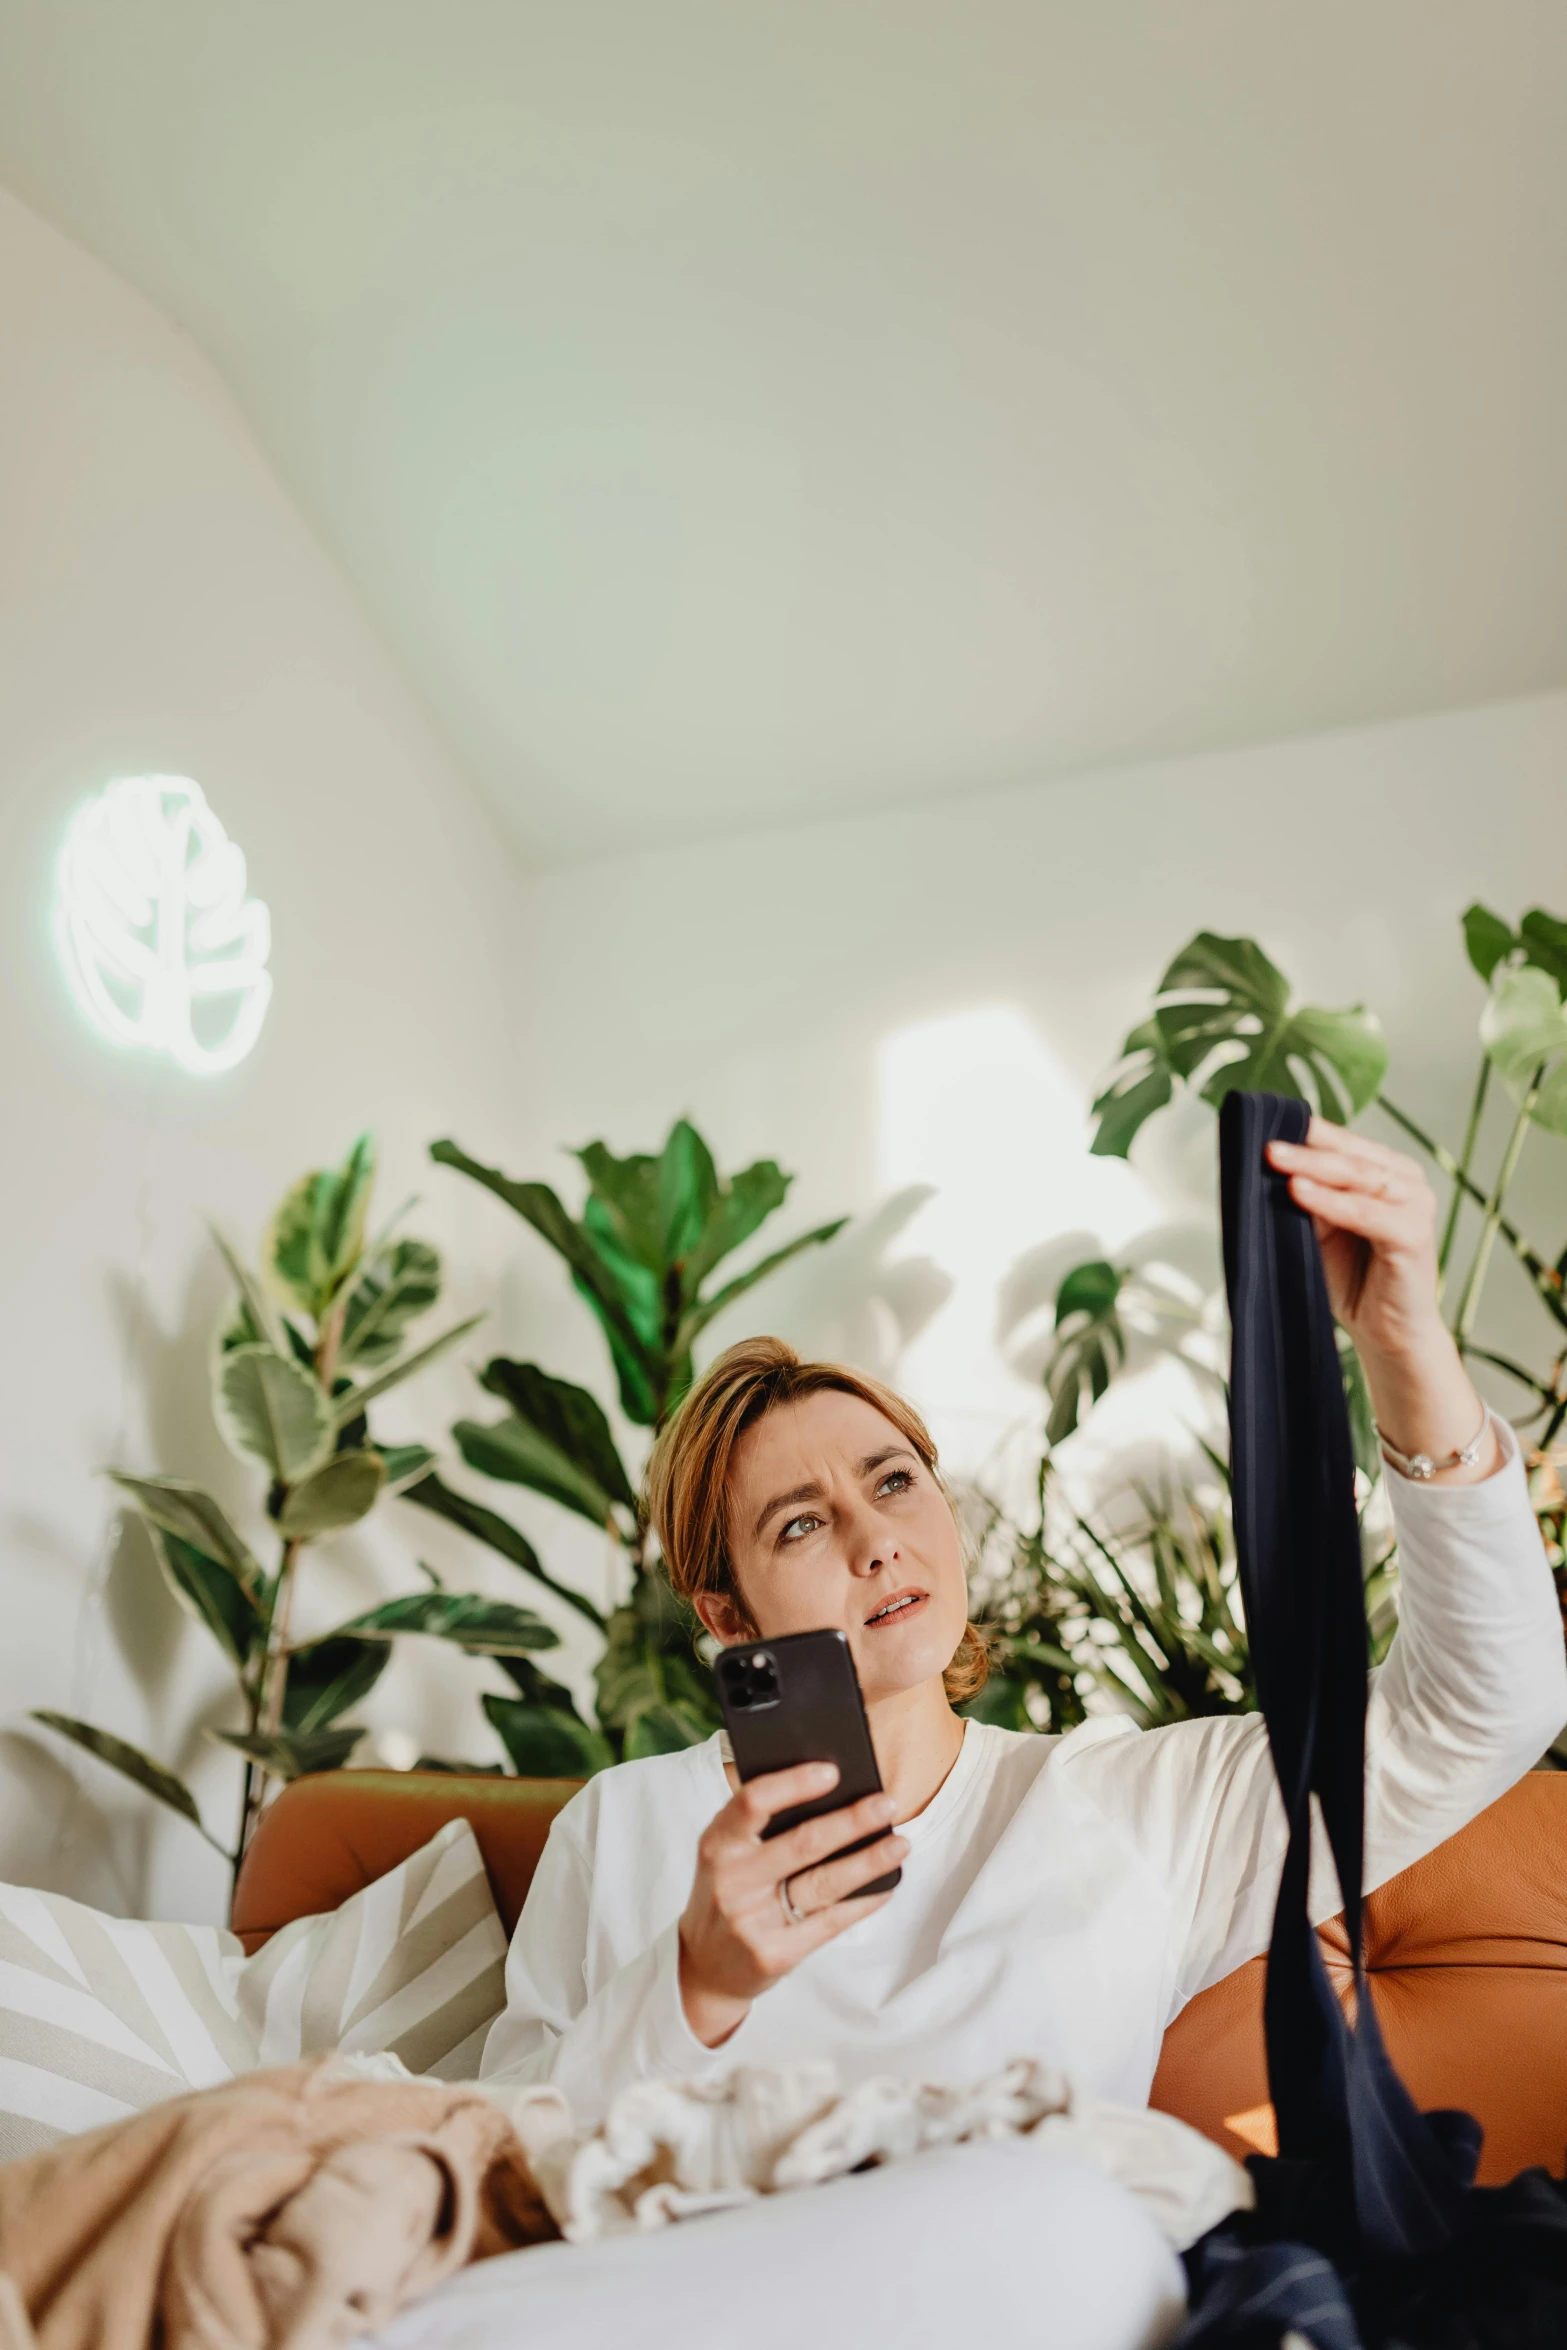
xmin=843 ymin=1499 xmax=895 ymax=1577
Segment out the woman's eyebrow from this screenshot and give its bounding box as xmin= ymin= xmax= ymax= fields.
xmin=858 ymin=1445 xmax=915 ymax=1475
xmin=752 ymin=1479 xmax=824 ymax=1539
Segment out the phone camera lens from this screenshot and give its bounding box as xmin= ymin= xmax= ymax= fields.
xmin=722 ymin=1649 xmax=780 ymax=1710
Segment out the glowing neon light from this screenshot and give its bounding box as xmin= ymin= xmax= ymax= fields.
xmin=53 ymin=776 xmax=272 ymax=1076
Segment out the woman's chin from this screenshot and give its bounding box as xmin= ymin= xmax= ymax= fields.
xmin=854 ymin=1619 xmax=967 ymax=1706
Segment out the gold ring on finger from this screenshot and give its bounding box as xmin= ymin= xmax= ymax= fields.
xmin=778 ymin=1875 xmax=806 ymax=1928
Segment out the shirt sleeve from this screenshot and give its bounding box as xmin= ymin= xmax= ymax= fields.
xmin=1060 ymin=1417 xmax=1567 ymax=2020
xmin=478 ymin=1810 xmax=730 ymax=2127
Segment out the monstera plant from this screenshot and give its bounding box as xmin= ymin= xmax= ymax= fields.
xmin=973 ymin=909 xmax=1567 ymax=1745
xmin=399 ymin=1121 xmax=848 ymax=1776
xmin=34 ymin=1137 xmax=562 ymax=1877
xmin=1020 ymin=910 xmax=1567 ymax=1712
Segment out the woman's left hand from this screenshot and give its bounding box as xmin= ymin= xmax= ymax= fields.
xmin=1264 ymin=1116 xmax=1498 ymax=1483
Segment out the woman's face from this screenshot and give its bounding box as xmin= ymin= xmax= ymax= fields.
xmin=705 ymin=1387 xmax=970 ymax=1708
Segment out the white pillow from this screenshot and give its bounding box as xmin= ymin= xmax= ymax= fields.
xmin=0 ymin=1817 xmax=507 ymax=2161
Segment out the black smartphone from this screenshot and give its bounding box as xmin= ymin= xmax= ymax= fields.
xmin=714 ymin=1627 xmax=902 ymax=1897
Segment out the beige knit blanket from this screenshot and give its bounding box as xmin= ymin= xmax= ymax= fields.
xmin=0 ymin=2061 xmax=553 ymax=2350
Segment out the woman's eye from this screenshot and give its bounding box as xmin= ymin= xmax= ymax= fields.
xmin=779 ymin=1513 xmax=823 ymax=1544
xmin=877 ymin=1468 xmax=915 ymax=1498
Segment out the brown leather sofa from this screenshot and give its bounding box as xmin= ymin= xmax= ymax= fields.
xmin=232 ymin=1766 xmax=1567 ymax=2188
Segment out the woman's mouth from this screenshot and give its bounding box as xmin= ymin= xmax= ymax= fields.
xmin=865 ymin=1589 xmax=928 ymax=1629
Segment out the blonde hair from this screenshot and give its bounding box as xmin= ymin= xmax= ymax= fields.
xmin=645 ymin=1336 xmax=990 ymax=1704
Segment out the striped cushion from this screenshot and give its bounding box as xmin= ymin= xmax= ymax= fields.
xmin=0 ymin=1819 xmax=507 ymax=2160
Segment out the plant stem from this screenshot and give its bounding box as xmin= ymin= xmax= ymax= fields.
xmin=1377 ymin=1095 xmax=1566 ymax=1330
xmin=258 ymin=1538 xmax=304 ymax=1735
xmin=1452 ymin=1079 xmax=1541 ymax=1351
xmin=1436 ymin=1058 xmax=1490 ymax=1302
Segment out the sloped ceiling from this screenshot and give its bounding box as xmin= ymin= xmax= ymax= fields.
xmin=1 ymin=2 xmax=1564 ymax=864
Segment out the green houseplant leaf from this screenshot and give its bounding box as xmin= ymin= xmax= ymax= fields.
xmin=455 ymin=1359 xmax=635 ymax=1528
xmin=624 ymin=1702 xmax=711 ymax=1759
xmin=1090 ymin=933 xmax=1388 ymax=1157
xmin=680 ymin=1158 xmax=792 ymax=1294
xmin=376 ymin=1443 xmax=437 ymax=1492
xmin=398 ymin=1471 xmax=607 ymax=1629
xmin=333 ymin=1591 xmax=560 ymax=1654
xmin=339 ymin=1240 xmax=442 ymax=1370
xmin=1089 ymin=1020 xmax=1176 ymax=1161
xmin=429 ymin=1142 xmax=661 ymax=1417
xmin=108 ymin=1474 xmax=263 ymax=1594
xmin=150 ymin=1528 xmax=263 ymax=1670
xmin=207 ymin=1224 xmax=289 ymax=1358
xmin=277 ymin=1449 xmax=387 ymax=1538
xmin=476 ymin=1361 xmax=638 ymax=1513
xmin=1480 ymin=965 xmax=1567 ymax=1137
xmin=1463 ymin=902 xmax=1519 ymax=984
xmin=325 ymin=1314 xmax=485 ymax=1431
xmin=30 ymin=1713 xmax=227 ymax=1853
xmin=281 ymin=1636 xmax=390 ymax=1731
xmin=266 ymin=1135 xmax=378 ymax=1319
xmin=215 ymin=1346 xmax=333 ymax=1483
xmin=676 ymin=1218 xmax=851 ymax=1358
xmin=482 ymin=1695 xmax=613 ymax=1778
xmin=1042 ymin=1259 xmax=1125 ymax=1446
xmin=214 ymin=1727 xmax=362 ymax=1780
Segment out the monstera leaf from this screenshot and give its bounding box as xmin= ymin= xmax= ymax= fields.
xmin=1481 ymin=966 xmax=1567 ymax=1137
xmin=1091 ymin=933 xmax=1388 ymax=1157
xmin=1041 ymin=1260 xmax=1126 ymax=1446
xmin=1465 ymin=902 xmax=1567 ymax=992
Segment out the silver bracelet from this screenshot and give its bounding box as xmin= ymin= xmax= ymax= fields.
xmin=1374 ymin=1401 xmax=1489 ymax=1482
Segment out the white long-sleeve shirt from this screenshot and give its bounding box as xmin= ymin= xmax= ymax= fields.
xmin=481 ymin=1427 xmax=1566 ymax=2125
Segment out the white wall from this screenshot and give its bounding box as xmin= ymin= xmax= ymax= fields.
xmin=5 ymin=180 xmax=1566 ymax=1934
xmin=507 ymin=694 xmax=1567 ymax=1524
xmin=0 ymin=188 xmax=546 ymax=1923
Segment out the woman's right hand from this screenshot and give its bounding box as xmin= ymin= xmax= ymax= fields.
xmin=677 ymin=1763 xmax=907 ymax=2048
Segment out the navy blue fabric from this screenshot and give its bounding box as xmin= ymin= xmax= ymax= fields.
xmin=1169 ymin=1089 xmax=1567 ymax=2350
xmin=1215 ymin=1088 xmax=1472 ymax=2266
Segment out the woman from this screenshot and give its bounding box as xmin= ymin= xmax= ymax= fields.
xmin=469 ymin=1120 xmax=1564 ymax=2347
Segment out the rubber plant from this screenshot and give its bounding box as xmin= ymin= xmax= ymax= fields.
xmin=34 ymin=1135 xmax=563 ymax=1880
xmin=1011 ymin=908 xmax=1567 ymax=1739
xmin=400 ymin=1120 xmax=847 ymax=1776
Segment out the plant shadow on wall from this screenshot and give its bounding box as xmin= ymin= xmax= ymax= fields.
xmin=968 ymin=915 xmax=1567 ymax=1754
xmin=32 ymin=1139 xmax=547 ymax=1887
xmin=402 ymin=1126 xmax=847 ymax=1775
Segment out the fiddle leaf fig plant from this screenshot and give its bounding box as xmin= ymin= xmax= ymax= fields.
xmin=404 ymin=1119 xmax=848 ymax=1775
xmin=33 ymin=1135 xmax=559 ymax=1880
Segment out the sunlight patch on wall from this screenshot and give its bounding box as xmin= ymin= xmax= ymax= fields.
xmin=53 ymin=777 xmax=272 ymax=1076
xmin=875 ymin=1003 xmax=1166 ymax=1480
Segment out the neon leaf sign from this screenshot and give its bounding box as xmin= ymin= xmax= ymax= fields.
xmin=53 ymin=776 xmax=272 ymax=1076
